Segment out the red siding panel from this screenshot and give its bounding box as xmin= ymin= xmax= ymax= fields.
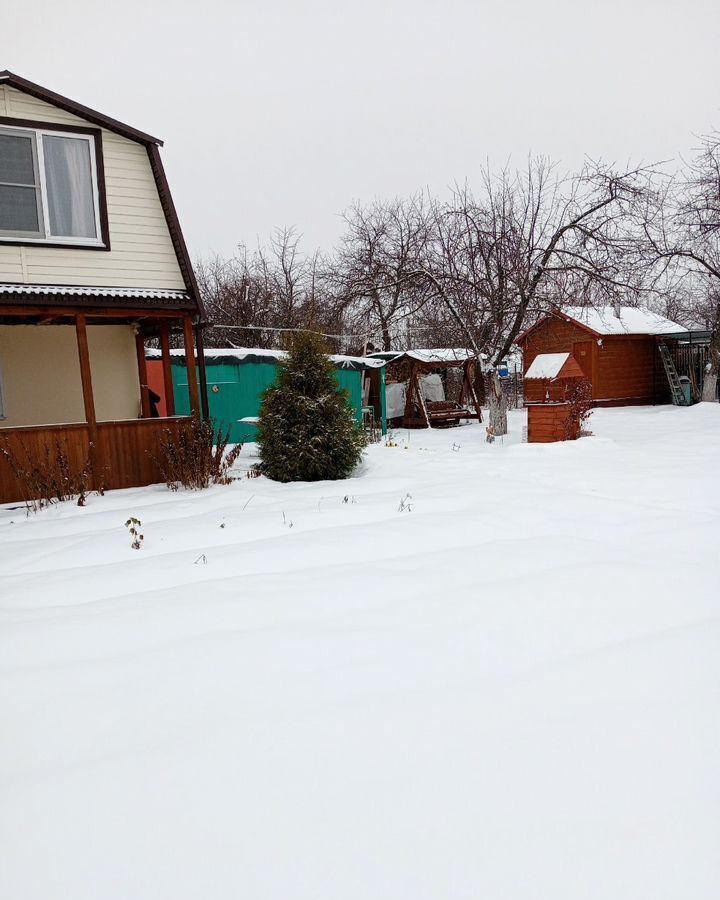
xmin=527 ymin=403 xmax=579 ymax=443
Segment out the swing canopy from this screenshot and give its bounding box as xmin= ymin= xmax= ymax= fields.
xmin=368 ymin=349 xmax=483 ymax=429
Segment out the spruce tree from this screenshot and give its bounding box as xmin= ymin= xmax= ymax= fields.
xmin=257 ymin=332 xmax=367 ymax=482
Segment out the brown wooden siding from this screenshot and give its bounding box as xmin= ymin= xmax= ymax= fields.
xmin=527 ymin=403 xmax=579 ymax=443
xmin=0 ymin=417 xmax=190 ymax=504
xmin=521 ymin=318 xmax=595 ymax=402
xmin=595 ymin=336 xmax=658 ymax=403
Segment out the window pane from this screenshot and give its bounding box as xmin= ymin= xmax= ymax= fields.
xmin=0 ymin=132 xmax=36 ymax=185
xmin=42 ymin=135 xmax=97 ymax=239
xmin=0 ymin=185 xmax=40 ymax=232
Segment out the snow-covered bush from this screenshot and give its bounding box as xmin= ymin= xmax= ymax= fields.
xmin=156 ymin=417 xmax=242 ymax=491
xmin=257 ymin=332 xmax=367 ymax=482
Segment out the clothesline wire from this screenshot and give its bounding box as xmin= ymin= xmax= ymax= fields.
xmin=207 ymin=319 xmax=474 ymax=343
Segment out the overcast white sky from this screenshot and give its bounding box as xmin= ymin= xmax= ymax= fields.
xmin=5 ymin=0 xmax=720 ymax=259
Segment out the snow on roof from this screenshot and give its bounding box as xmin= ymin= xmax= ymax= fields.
xmin=370 ymin=348 xmax=480 ymax=364
xmin=525 ymin=352 xmax=570 ymax=379
xmin=146 ymin=347 xmax=386 ymax=370
xmin=562 ymin=306 xmax=684 ymax=336
xmin=406 ymin=348 xmax=477 ymax=363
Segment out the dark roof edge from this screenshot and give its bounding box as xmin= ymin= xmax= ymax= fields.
xmin=0 ymin=70 xmax=164 ymax=146
xmin=515 ymin=308 xmax=601 ymax=344
xmin=146 ymin=144 xmax=204 ymax=320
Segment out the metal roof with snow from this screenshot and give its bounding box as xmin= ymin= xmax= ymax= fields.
xmin=146 ymin=346 xmax=387 ymax=372
xmin=516 ymin=306 xmax=686 ymax=344
xmin=560 ymin=306 xmax=683 ymax=336
xmin=0 ymin=284 xmax=190 ymax=300
xmin=369 ymin=348 xmax=480 ymax=365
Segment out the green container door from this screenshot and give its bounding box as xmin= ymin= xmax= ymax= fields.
xmin=335 ymin=369 xmax=363 ymax=425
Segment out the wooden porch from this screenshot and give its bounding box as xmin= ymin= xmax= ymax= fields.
xmin=0 ymin=417 xmax=191 ymax=504
xmin=0 ymin=304 xmax=209 ymax=505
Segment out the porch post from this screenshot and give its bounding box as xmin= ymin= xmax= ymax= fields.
xmin=75 ymin=313 xmax=102 ymax=485
xmin=183 ymin=314 xmax=200 ymax=416
xmin=195 ymin=323 xmax=210 ymax=420
xmin=135 ymin=329 xmax=152 ymax=418
xmin=159 ymin=320 xmax=175 ymax=416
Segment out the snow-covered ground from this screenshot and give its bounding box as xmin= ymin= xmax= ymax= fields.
xmin=2 ymin=405 xmax=719 ymax=900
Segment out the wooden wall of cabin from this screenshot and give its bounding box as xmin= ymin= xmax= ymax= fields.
xmin=521 ymin=318 xmax=596 ymax=402
xmin=594 ymin=336 xmax=667 ymax=405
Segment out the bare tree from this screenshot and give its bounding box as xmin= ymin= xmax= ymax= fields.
xmin=197 ymin=228 xmax=345 ymax=351
xmin=638 ymin=133 xmax=720 ymax=400
xmin=331 ymin=196 xmax=432 ymax=351
xmin=409 ymin=158 xmax=650 ymax=366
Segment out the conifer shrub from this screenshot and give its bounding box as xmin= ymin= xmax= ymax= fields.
xmin=257 ymin=332 xmax=367 ymax=482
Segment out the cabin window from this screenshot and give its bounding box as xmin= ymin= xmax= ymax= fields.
xmin=0 ymin=129 xmax=43 ymax=237
xmin=0 ymin=125 xmax=102 ymax=246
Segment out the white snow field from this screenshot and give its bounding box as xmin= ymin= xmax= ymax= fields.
xmin=1 ymin=405 xmax=719 ymax=900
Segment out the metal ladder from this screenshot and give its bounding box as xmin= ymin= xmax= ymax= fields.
xmin=658 ymin=341 xmax=688 ymax=406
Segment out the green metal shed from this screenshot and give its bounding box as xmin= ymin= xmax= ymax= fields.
xmin=148 ymin=348 xmax=387 ymax=443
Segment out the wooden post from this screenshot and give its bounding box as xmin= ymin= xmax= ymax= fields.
xmin=403 ymin=363 xmax=430 ymax=428
xmin=75 ymin=314 xmax=102 ymax=486
xmin=465 ymin=360 xmax=483 ymax=424
xmin=195 ymin=323 xmax=210 ymax=420
xmin=159 ymin=320 xmax=175 ymax=416
xmin=135 ymin=330 xmax=151 ymax=418
xmin=183 ymin=314 xmax=200 ymax=416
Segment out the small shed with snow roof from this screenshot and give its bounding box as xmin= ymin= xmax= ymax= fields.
xmin=516 ymin=306 xmax=685 ymax=407
xmin=146 ymin=347 xmax=387 ymax=443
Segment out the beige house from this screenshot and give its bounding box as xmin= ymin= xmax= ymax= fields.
xmin=0 ymin=71 xmax=208 ymax=503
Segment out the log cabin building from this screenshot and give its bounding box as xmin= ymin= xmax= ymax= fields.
xmin=516 ymin=306 xmax=685 ymax=407
xmin=0 ymin=71 xmax=208 ymax=504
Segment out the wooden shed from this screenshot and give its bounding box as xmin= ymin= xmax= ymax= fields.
xmin=146 ymin=347 xmax=387 ymax=443
xmin=516 ymin=306 xmax=685 ymax=407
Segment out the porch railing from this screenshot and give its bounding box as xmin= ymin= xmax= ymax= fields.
xmin=0 ymin=416 xmax=191 ymax=505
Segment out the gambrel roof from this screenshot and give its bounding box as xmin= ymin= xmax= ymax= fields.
xmin=0 ymin=71 xmax=202 ymax=316
xmin=0 ymin=70 xmax=163 ymax=145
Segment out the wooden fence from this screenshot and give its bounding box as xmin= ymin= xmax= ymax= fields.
xmin=670 ymin=343 xmax=711 ymax=400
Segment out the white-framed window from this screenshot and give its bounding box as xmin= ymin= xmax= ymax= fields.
xmin=0 ymin=124 xmax=104 ymax=246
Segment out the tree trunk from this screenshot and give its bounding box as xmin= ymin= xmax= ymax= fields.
xmin=488 ymin=371 xmax=508 ymax=436
xmin=702 ymin=304 xmax=720 ymax=402
xmin=702 ymin=373 xmax=718 ymax=402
